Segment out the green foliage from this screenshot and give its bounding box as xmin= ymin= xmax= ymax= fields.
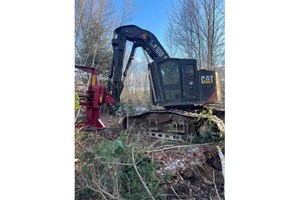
xmin=75 ymin=130 xmax=87 ymax=141
xmin=75 ymin=132 xmax=162 ymax=199
xmin=192 ymin=129 xmax=224 ymax=144
xmin=199 ymin=109 xmax=213 ymax=118
xmin=163 ymin=172 xmax=174 ymax=182
xmin=75 ymin=188 xmax=94 ymax=200
xmin=119 ymin=155 xmax=160 ymax=199
xmin=95 ymin=137 xmax=127 ymax=162
xmin=75 ymin=92 xmax=80 ymax=111
xmin=194 ymin=109 xmax=224 ymax=144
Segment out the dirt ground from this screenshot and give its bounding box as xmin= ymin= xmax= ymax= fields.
xmin=150 ymin=143 xmax=224 ymax=199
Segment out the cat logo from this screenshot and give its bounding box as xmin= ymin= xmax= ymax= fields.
xmin=201 ymin=75 xmax=214 ymax=84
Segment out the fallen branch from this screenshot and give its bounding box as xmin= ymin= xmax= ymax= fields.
xmin=81 ymin=164 xmax=120 ymax=200
xmin=212 ymin=170 xmax=222 ymax=200
xmin=75 ymin=140 xmax=87 ymax=150
xmin=146 ymin=143 xmax=214 ymax=153
xmin=81 ymin=174 xmax=118 ymax=200
xmin=75 ymin=107 xmax=82 ymax=123
xmin=91 ymin=176 xmax=120 ymax=199
xmin=131 ymin=147 xmax=155 ymax=200
xmin=216 ymin=145 xmax=225 ymax=178
xmin=170 ymin=186 xmax=180 ymax=199
xmin=97 ymin=160 xmax=134 ymax=166
xmin=86 ymin=184 xmax=108 ymax=200
xmin=128 ymin=118 xmax=136 ymax=133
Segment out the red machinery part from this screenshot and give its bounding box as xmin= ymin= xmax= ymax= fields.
xmin=75 ymin=66 xmax=115 ymax=131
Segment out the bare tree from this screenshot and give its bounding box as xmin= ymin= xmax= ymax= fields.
xmin=200 ymin=0 xmax=225 ymax=69
xmin=75 ymin=0 xmax=136 ymax=73
xmin=164 ymin=24 xmax=178 ymax=57
xmin=120 ymin=56 xmax=151 ymax=107
xmin=75 ymin=0 xmax=114 ymax=72
xmin=166 ymin=0 xmax=224 ymax=70
xmin=118 ymin=0 xmax=136 ymax=26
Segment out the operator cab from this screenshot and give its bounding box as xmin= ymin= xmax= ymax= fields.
xmin=148 ymin=58 xmax=221 ymax=108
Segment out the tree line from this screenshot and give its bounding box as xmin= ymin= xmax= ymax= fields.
xmin=165 ymin=0 xmax=224 ymax=70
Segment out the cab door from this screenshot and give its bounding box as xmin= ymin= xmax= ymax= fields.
xmin=181 ymin=60 xmax=199 ymax=101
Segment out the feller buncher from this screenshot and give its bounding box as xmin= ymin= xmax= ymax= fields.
xmin=76 ymin=25 xmax=224 ymax=142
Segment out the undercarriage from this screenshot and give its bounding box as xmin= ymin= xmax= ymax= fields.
xmin=121 ymin=105 xmax=225 ymax=143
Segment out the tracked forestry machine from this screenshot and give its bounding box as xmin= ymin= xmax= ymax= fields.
xmin=76 ymin=25 xmax=225 ymax=142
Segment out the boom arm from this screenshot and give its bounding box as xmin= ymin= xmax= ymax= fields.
xmin=108 ymin=25 xmax=170 ymax=103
